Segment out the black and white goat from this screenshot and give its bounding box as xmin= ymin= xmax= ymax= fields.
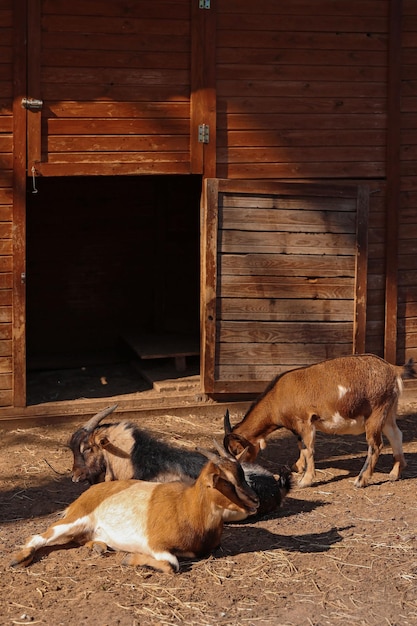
xmin=224 ymin=354 xmax=416 ymax=488
xmin=11 ymin=446 xmax=259 ymax=573
xmin=68 ymin=405 xmax=291 ymax=520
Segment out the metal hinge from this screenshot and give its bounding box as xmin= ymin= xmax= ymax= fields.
xmin=199 ymin=0 xmax=210 ymax=8
xmin=198 ymin=124 xmax=210 ymax=144
xmin=21 ymin=97 xmax=43 ymax=111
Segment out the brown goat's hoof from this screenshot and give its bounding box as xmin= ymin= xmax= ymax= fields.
xmin=353 ymin=477 xmax=368 ymax=488
xmin=388 ymin=472 xmax=400 ymax=482
xmin=297 ymin=477 xmax=313 ymax=488
xmin=10 ymin=549 xmax=34 ymax=568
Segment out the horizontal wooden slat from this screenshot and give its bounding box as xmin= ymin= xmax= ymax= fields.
xmin=218 ymin=298 xmax=354 ymax=321
xmin=216 ymin=342 xmax=352 ymax=364
xmin=218 ymin=129 xmax=386 ymax=147
xmin=0 ymin=307 xmax=12 ymax=323
xmin=221 ymin=193 xmax=357 ymax=211
xmin=0 ymin=372 xmax=11 ymax=388
xmin=220 ymin=230 xmax=356 ymax=255
xmin=47 ymin=119 xmax=190 ymax=135
xmin=0 ymin=321 xmax=11 ymax=337
xmin=218 ymin=14 xmax=387 ymax=34
xmin=46 ymin=101 xmax=190 ymax=118
xmin=220 ymin=254 xmax=355 ymax=277
xmin=42 ymin=68 xmax=189 ymax=86
xmin=0 ymin=339 xmax=12 ymax=355
xmin=219 ymin=276 xmax=355 ymax=299
xmin=218 ymin=48 xmax=386 ymax=67
xmin=42 ymin=0 xmax=190 ymax=18
xmin=43 ymin=32 xmax=190 ymax=53
xmin=217 ymin=162 xmax=385 ymax=179
xmin=218 ymin=0 xmax=387 ymax=17
xmin=42 ymin=15 xmax=190 ymax=36
xmin=217 ymin=30 xmax=387 ymax=51
xmin=35 ymin=162 xmax=192 ymax=176
xmin=218 ymin=113 xmax=387 ymax=131
xmin=221 ymin=208 xmax=356 ymax=232
xmin=218 ymin=66 xmax=386 ymax=84
xmin=0 ymin=223 xmax=12 ymax=237
xmin=46 ymin=136 xmax=190 ymax=152
xmin=218 ymin=321 xmax=353 ymax=344
xmin=0 ymin=356 xmax=12 ymax=374
xmin=218 ymin=146 xmax=385 ymax=164
xmin=41 ymin=50 xmax=188 ymax=70
xmin=0 ymin=389 xmax=12 ymax=406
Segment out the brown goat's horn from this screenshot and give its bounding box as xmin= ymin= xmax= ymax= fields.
xmin=223 ymin=409 xmax=232 ymax=434
xmin=82 ymin=404 xmax=118 ymax=432
xmin=196 ymin=447 xmax=219 ymax=463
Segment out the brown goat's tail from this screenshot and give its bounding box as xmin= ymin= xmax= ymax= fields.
xmin=400 ymin=358 xmax=417 ymax=380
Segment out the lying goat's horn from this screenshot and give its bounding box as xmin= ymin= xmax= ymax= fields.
xmin=82 ymin=404 xmax=118 ymax=432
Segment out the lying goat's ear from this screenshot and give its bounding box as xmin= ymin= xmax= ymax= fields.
xmin=99 ymin=437 xmax=130 ymax=458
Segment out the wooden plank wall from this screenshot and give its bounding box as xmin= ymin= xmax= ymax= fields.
xmin=216 ymin=0 xmax=388 ymax=180
xmin=34 ymin=0 xmax=191 ymax=175
xmin=0 ymin=0 xmax=13 ymax=406
xmin=398 ymin=1 xmax=417 ymax=365
xmin=205 ymin=181 xmax=368 ymax=393
xmin=215 ymin=0 xmax=390 ymax=362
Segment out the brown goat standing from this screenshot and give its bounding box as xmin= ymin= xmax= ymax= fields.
xmin=224 ymin=354 xmax=416 ymax=488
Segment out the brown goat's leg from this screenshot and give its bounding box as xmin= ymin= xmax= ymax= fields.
xmin=382 ymin=419 xmax=406 ymax=481
xmin=292 ymin=436 xmax=307 ymax=474
xmin=84 ymin=540 xmax=108 ymax=555
xmin=10 ymin=518 xmax=87 ymax=567
xmin=122 ymin=552 xmax=177 ymax=574
xmin=297 ymin=426 xmax=316 ymax=488
xmin=354 ymin=432 xmax=383 ymax=488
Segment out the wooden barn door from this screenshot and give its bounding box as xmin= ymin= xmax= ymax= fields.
xmin=24 ymin=0 xmax=206 ymax=177
xmin=201 ymin=179 xmax=369 ymax=394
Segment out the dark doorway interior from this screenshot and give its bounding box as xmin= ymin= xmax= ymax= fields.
xmin=26 ymin=175 xmax=202 ymax=404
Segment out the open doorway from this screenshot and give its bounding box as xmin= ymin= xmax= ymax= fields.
xmin=26 ymin=175 xmax=202 ymax=405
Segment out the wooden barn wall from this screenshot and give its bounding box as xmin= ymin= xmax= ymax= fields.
xmin=216 ymin=1 xmax=388 ymax=180
xmin=398 ymin=0 xmax=417 ymax=365
xmin=29 ymin=0 xmax=192 ymax=176
xmin=215 ymin=0 xmax=390 ymax=363
xmin=0 ymin=0 xmax=13 ymax=406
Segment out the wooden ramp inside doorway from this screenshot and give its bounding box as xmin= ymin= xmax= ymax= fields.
xmin=122 ymin=332 xmax=200 ymax=392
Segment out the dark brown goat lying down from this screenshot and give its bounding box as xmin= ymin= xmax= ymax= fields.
xmin=68 ymin=405 xmax=291 ymax=521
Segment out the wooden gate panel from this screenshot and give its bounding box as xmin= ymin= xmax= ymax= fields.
xmin=202 ymin=179 xmax=369 ymax=394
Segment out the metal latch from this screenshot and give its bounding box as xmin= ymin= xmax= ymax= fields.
xmin=198 ymin=124 xmax=210 ymax=144
xmin=21 ymin=97 xmax=43 ymax=111
xmin=199 ymin=0 xmax=210 ymax=8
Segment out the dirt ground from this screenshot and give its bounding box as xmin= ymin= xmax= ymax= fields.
xmin=2 ymin=400 xmax=417 ymax=626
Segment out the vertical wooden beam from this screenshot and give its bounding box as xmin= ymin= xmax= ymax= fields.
xmin=200 ymin=178 xmax=219 ymax=393
xmin=354 ymin=186 xmax=369 ymax=354
xmin=190 ymin=0 xmax=217 ymax=177
xmin=27 ymin=0 xmax=42 ymax=169
xmin=12 ymin=0 xmax=28 ymax=406
xmin=384 ymin=0 xmax=402 ymax=363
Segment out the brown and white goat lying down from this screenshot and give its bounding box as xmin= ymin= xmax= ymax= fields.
xmin=224 ymin=354 xmax=416 ymax=488
xmin=10 ymin=448 xmax=259 ymax=573
xmin=68 ymin=405 xmax=291 ymax=520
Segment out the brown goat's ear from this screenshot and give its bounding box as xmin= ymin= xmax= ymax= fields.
xmin=224 ymin=433 xmax=257 ymax=462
